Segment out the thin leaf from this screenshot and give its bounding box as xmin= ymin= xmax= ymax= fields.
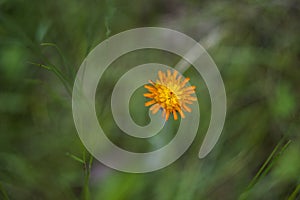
xmin=29 ymin=62 xmax=72 ymax=95
xmin=40 ymin=42 xmax=72 ymax=77
xmin=65 ymin=152 xmax=85 ymax=164
xmin=28 ymin=61 xmax=52 ymax=70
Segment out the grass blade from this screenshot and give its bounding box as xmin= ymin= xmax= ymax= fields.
xmin=247 ymin=139 xmax=285 ymax=190
xmin=288 ymin=184 xmax=300 ymax=200
xmin=239 ymin=139 xmax=292 ymax=199
xmin=0 ymin=182 xmax=9 ymax=200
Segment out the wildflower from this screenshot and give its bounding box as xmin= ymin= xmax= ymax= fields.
xmin=144 ymin=69 xmax=197 ymax=120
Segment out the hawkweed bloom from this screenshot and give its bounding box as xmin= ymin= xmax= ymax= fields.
xmin=144 ymin=69 xmax=197 ymax=121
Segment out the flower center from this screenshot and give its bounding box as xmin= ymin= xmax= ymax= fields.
xmin=154 ymin=84 xmax=179 ymax=110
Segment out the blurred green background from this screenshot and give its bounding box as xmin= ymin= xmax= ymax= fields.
xmin=0 ymin=0 xmax=299 ymax=199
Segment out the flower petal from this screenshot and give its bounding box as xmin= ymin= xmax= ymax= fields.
xmin=145 ymin=100 xmax=156 ymax=107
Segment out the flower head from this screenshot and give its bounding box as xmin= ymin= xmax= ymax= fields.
xmin=144 ymin=69 xmax=197 ymax=120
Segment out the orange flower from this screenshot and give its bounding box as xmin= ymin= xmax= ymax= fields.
xmin=144 ymin=69 xmax=197 ymax=120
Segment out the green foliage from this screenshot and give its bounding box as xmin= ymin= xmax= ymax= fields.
xmin=0 ymin=0 xmax=299 ymax=199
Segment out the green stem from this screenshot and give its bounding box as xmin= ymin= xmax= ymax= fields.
xmin=82 ymin=151 xmax=93 ymax=200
